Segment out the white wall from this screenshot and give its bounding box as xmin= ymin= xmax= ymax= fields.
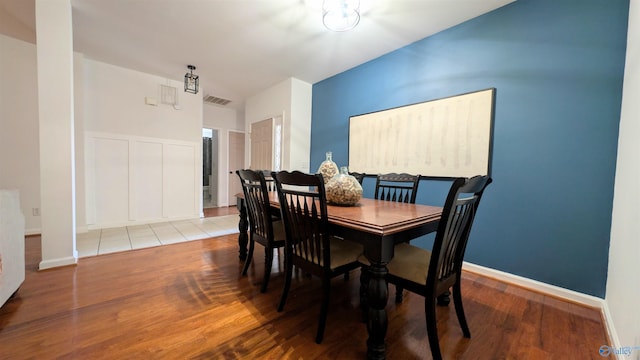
xmin=83 ymin=59 xmax=203 ymax=228
xmin=0 ymin=34 xmax=89 ymax=235
xmin=203 ymin=103 xmax=243 ymax=207
xmin=606 ymin=0 xmax=640 ymax=351
xmin=245 ymin=77 xmax=312 ymax=172
xmin=0 ymin=34 xmax=41 ymax=234
xmin=83 ymin=59 xmax=201 ymax=141
xmin=1 ymin=34 xmax=205 ymax=232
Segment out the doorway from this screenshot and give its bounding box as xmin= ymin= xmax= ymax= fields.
xmin=202 ymin=128 xmax=218 ymax=208
xmin=228 ymin=131 xmax=245 ymax=206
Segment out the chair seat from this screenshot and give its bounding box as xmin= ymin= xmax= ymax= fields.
xmin=272 ymin=220 xmax=286 ymax=241
xmin=358 ymin=243 xmax=430 ymax=285
xmin=388 ymin=243 xmax=431 ymax=285
xmin=297 ymin=237 xmax=362 ymax=269
xmin=329 ymin=237 xmax=363 ymax=270
xmin=254 ymin=220 xmax=286 ymax=247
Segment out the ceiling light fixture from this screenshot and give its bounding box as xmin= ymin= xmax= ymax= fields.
xmin=184 ymin=65 xmax=199 ymax=94
xmin=322 ymin=0 xmax=360 ymax=32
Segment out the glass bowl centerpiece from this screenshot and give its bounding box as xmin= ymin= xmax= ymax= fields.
xmin=326 ymin=166 xmax=362 ymax=206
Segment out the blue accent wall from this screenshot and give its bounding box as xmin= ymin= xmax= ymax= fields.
xmin=310 ymin=0 xmax=629 ymax=297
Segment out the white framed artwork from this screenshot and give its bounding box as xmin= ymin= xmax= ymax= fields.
xmin=349 ymin=88 xmax=495 ymax=178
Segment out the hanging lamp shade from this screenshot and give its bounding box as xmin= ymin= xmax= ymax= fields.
xmin=184 ymin=65 xmax=199 ymax=94
xmin=322 ymin=0 xmax=360 ymax=32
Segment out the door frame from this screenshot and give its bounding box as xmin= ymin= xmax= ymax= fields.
xmin=227 ymin=130 xmax=245 ymax=207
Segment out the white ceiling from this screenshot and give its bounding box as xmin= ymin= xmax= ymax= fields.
xmin=0 ymin=0 xmax=514 ymax=109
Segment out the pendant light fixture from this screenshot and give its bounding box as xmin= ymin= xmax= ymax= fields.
xmin=322 ymin=0 xmax=360 ymax=32
xmin=184 ymin=65 xmax=199 ymax=94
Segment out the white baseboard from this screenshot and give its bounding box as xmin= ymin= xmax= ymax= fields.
xmin=28 ymin=225 xmax=99 ymax=235
xmin=462 ymin=261 xmax=619 ymax=354
xmin=86 ymin=214 xmax=201 ymax=231
xmin=600 ymin=300 xmax=622 ymax=355
xmin=39 ymin=256 xmax=77 ymax=270
xmin=462 ymin=262 xmax=604 ymax=306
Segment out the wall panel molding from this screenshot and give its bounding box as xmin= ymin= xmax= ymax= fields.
xmin=86 ymin=131 xmax=199 ymax=229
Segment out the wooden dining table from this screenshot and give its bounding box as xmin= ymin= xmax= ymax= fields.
xmin=236 ymin=192 xmax=442 ymax=360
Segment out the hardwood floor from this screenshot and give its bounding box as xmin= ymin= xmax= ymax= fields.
xmin=0 ymin=227 xmax=609 ymax=359
xmin=203 ymin=205 xmax=239 ymax=218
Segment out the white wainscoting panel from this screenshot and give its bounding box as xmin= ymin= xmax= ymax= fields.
xmin=86 ymin=132 xmax=199 ymax=229
xmin=93 ymin=137 xmax=129 ymax=226
xmin=164 ymin=143 xmax=198 ymax=218
xmin=132 ymin=141 xmax=163 ymax=221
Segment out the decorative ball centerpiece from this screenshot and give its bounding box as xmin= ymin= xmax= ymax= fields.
xmin=317 ymin=151 xmax=339 ymax=184
xmin=326 ymin=166 xmax=363 ymax=206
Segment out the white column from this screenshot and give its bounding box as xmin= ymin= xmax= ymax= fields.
xmin=35 ymin=0 xmax=77 ymax=269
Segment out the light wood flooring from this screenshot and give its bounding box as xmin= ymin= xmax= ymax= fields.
xmin=0 ymin=208 xmax=609 ymax=359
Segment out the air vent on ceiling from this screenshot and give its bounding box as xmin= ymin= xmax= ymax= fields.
xmin=203 ymin=94 xmax=232 ymax=106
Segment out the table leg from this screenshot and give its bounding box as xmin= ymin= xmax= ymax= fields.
xmin=437 ymin=291 xmax=451 ymax=306
xmin=236 ymin=197 xmax=248 ymax=261
xmin=366 ymin=262 xmax=388 ymax=360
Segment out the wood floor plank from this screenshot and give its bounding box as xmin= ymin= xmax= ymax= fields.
xmin=0 ymin=230 xmax=609 ymax=359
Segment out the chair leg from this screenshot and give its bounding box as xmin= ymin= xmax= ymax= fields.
xmin=452 ymin=281 xmax=471 ymax=338
xmin=359 ymin=267 xmax=369 ymax=323
xmin=241 ymin=238 xmax=255 ymax=276
xmin=277 ymin=252 xmax=293 ymax=312
xmin=425 ymin=296 xmax=443 ymax=360
xmin=395 ymin=285 xmax=404 ymax=303
xmin=261 ymin=247 xmax=274 ymax=293
xmin=316 ymin=276 xmax=331 ymax=344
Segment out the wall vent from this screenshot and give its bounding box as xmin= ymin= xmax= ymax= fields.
xmin=203 ymin=94 xmax=232 ymax=106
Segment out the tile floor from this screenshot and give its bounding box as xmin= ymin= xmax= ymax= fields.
xmin=76 ymin=215 xmax=239 ymax=258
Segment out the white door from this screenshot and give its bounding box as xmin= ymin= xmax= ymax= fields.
xmin=228 ymin=131 xmax=245 ymax=206
xmin=250 ymin=118 xmax=273 ymax=171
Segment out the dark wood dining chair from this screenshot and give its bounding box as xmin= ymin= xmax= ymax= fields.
xmin=362 ymin=175 xmax=492 ymax=360
xmin=259 ymin=170 xmax=281 ymax=220
xmin=236 ymin=169 xmax=286 ymax=293
xmin=272 ymin=170 xmax=363 ymax=344
xmin=260 ymin=170 xmax=277 ymax=192
xmin=374 ymin=172 xmax=420 ymax=203
xmin=349 ymin=171 xmax=365 ymax=185
xmin=371 ymin=172 xmax=421 ymax=302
